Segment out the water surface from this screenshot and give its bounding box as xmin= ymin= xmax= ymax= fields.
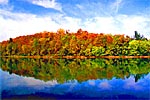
xmin=0 ymin=58 xmax=150 ymax=99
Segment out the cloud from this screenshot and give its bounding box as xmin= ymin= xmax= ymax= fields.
xmin=0 ymin=9 xmax=83 ymax=41
xmin=29 ymin=0 xmax=62 ymax=11
xmin=0 ymin=6 xmax=150 ymax=42
xmin=0 ymin=0 xmax=8 ymax=5
xmin=111 ymin=0 xmax=123 ymax=14
xmin=0 ymin=9 xmax=58 ymax=41
xmin=63 ymin=1 xmax=110 ymax=19
xmin=82 ymin=15 xmax=150 ymax=38
xmin=117 ymin=15 xmax=150 ymax=37
xmin=70 ymin=0 xmax=124 ymax=18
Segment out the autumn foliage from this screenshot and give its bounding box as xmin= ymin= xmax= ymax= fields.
xmin=0 ymin=29 xmax=150 ymax=56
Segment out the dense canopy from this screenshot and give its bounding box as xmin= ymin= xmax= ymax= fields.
xmin=0 ymin=29 xmax=150 ymax=56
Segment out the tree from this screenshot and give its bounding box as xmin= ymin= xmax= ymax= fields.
xmin=32 ymin=38 xmax=40 ymax=55
xmin=128 ymin=40 xmax=150 ymax=56
xmin=91 ymin=46 xmax=105 ymax=56
xmin=134 ymin=31 xmax=145 ymax=40
xmin=11 ymin=43 xmax=18 ymax=55
xmin=6 ymin=43 xmax=13 ymax=56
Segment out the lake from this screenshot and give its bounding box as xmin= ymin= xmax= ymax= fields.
xmin=0 ymin=58 xmax=150 ymax=99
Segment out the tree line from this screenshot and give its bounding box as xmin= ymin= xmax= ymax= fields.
xmin=0 ymin=29 xmax=150 ymax=56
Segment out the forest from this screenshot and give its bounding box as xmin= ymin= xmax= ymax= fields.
xmin=0 ymin=29 xmax=150 ymax=57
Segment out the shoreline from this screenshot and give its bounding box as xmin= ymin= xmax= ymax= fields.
xmin=0 ymin=55 xmax=150 ymax=59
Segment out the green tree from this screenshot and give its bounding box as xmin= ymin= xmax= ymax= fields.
xmin=32 ymin=38 xmax=40 ymax=55
xmin=128 ymin=40 xmax=150 ymax=56
xmin=6 ymin=43 xmax=13 ymax=56
xmin=91 ymin=46 xmax=105 ymax=56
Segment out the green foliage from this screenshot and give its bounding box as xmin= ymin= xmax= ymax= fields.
xmin=6 ymin=43 xmax=13 ymax=55
xmin=128 ymin=40 xmax=150 ymax=56
xmin=91 ymin=46 xmax=105 ymax=56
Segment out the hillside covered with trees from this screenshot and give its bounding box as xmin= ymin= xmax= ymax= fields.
xmin=0 ymin=29 xmax=150 ymax=57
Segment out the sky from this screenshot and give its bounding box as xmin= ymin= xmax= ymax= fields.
xmin=0 ymin=0 xmax=150 ymax=41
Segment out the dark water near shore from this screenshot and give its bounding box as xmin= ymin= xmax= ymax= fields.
xmin=0 ymin=58 xmax=150 ymax=99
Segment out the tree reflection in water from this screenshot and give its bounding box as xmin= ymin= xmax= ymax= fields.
xmin=0 ymin=58 xmax=150 ymax=83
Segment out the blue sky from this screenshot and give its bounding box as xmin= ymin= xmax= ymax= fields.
xmin=0 ymin=0 xmax=150 ymax=41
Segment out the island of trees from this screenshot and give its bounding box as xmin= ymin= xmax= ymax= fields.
xmin=0 ymin=29 xmax=150 ymax=58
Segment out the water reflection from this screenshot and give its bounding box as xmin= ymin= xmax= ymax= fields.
xmin=1 ymin=58 xmax=150 ymax=83
xmin=0 ymin=58 xmax=150 ymax=99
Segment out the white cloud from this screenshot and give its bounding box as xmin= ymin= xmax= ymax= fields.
xmin=83 ymin=17 xmax=117 ymax=33
xmin=0 ymin=9 xmax=83 ymax=41
xmin=0 ymin=9 xmax=60 ymax=41
xmin=60 ymin=17 xmax=82 ymax=31
xmin=0 ymin=0 xmax=8 ymax=5
xmin=0 ymin=8 xmax=150 ymax=42
xmin=29 ymin=0 xmax=62 ymax=11
xmin=82 ymin=15 xmax=150 ymax=38
xmin=115 ymin=15 xmax=150 ymax=38
xmin=111 ymin=0 xmax=123 ymax=13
